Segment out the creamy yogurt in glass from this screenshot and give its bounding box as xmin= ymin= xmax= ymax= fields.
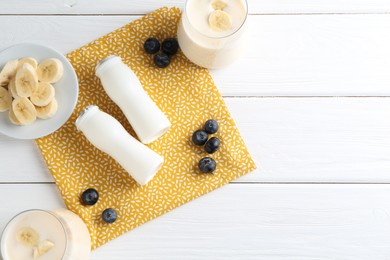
xmin=1 ymin=209 xmax=91 ymax=260
xmin=177 ymin=0 xmax=248 ymax=69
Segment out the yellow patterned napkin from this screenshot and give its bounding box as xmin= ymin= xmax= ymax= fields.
xmin=36 ymin=7 xmax=256 ymax=249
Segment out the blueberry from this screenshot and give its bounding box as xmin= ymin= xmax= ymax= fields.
xmin=204 ymin=119 xmax=218 ymax=134
xmin=162 ymin=38 xmax=179 ymax=56
xmin=192 ymin=130 xmax=208 ymax=146
xmin=204 ymin=137 xmax=221 ymax=154
xmin=81 ymin=188 xmax=99 ymax=206
xmin=144 ymin=38 xmax=161 ymax=54
xmin=102 ymin=208 xmax=117 ymax=224
xmin=154 ymin=53 xmax=170 ymax=68
xmin=198 ymin=157 xmax=217 ymax=174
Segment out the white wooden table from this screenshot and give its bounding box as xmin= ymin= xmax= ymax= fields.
xmin=2 ymin=1 xmax=390 ymax=259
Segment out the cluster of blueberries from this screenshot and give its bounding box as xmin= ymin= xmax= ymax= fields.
xmin=144 ymin=37 xmax=179 ymax=68
xmin=81 ymin=188 xmax=117 ymax=224
xmin=192 ymin=119 xmax=221 ymax=174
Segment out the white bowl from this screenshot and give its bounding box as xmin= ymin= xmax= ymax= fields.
xmin=0 ymin=43 xmax=78 ymax=139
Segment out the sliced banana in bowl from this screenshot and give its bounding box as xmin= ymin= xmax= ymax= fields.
xmin=30 ymin=82 xmax=55 ymax=107
xmin=17 ymin=57 xmax=38 ymax=70
xmin=9 ymin=107 xmax=21 ymax=125
xmin=15 ymin=63 xmax=38 ymax=98
xmin=36 ymin=98 xmax=58 ymax=119
xmin=0 ymin=86 xmax=12 ymax=112
xmin=0 ymin=59 xmax=18 ymax=88
xmin=0 ymin=55 xmax=63 ymax=126
xmin=0 ymin=43 xmax=78 ymax=139
xmin=12 ymin=97 xmax=37 ymax=125
xmin=8 ymin=78 xmax=19 ymax=99
xmin=37 ymin=58 xmax=64 ymax=84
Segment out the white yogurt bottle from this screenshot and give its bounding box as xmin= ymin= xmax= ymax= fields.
xmin=76 ymin=105 xmax=163 ymax=185
xmin=177 ymin=0 xmax=248 ymax=69
xmin=1 ymin=209 xmax=91 ymax=260
xmin=95 ymin=55 xmax=171 ymax=144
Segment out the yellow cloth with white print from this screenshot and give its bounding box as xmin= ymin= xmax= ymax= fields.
xmin=35 ymin=7 xmax=256 ymax=249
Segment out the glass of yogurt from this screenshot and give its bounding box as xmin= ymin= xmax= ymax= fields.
xmin=1 ymin=209 xmax=91 ymax=260
xmin=177 ymin=0 xmax=248 ymax=69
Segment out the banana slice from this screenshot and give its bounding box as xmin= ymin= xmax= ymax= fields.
xmin=208 ymin=10 xmax=232 ymax=32
xmin=33 ymin=240 xmax=55 ymax=259
xmin=36 ymin=98 xmax=58 ymax=119
xmin=16 ymin=227 xmax=40 ymax=248
xmin=33 ymin=247 xmax=39 ymax=260
xmin=8 ymin=78 xmax=19 ymax=99
xmin=12 ymin=97 xmax=37 ymax=125
xmin=0 ymin=86 xmax=12 ymax=112
xmin=9 ymin=108 xmax=21 ymax=125
xmin=37 ymin=58 xmax=64 ymax=83
xmin=15 ymin=63 xmax=38 ymax=98
xmin=211 ymin=0 xmax=227 ymax=10
xmin=17 ymin=57 xmax=38 ymax=70
xmin=0 ymin=59 xmax=18 ymax=87
xmin=30 ymin=82 xmax=55 ymax=107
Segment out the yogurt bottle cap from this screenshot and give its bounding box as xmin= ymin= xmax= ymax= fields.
xmin=75 ymin=105 xmax=99 ymax=131
xmin=95 ymin=55 xmax=121 ymax=77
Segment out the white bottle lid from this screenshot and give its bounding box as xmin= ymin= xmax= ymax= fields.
xmin=95 ymin=55 xmax=121 ymax=78
xmin=75 ymin=105 xmax=99 ymax=131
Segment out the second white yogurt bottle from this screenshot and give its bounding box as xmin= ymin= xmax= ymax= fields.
xmin=95 ymin=56 xmax=171 ymax=144
xmin=76 ymin=106 xmax=164 ymax=185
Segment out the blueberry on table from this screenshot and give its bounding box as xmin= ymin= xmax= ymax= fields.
xmin=154 ymin=53 xmax=170 ymax=68
xmin=102 ymin=208 xmax=117 ymax=224
xmin=81 ymin=188 xmax=99 ymax=206
xmin=198 ymin=157 xmax=217 ymax=174
xmin=162 ymin=38 xmax=179 ymax=56
xmin=204 ymin=119 xmax=218 ymax=134
xmin=192 ymin=130 xmax=209 ymax=146
xmin=204 ymin=137 xmax=221 ymax=154
xmin=144 ymin=38 xmax=161 ymax=54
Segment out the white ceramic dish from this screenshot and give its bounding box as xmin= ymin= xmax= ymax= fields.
xmin=0 ymin=43 xmax=78 ymax=139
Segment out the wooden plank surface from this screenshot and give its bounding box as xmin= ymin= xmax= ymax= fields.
xmin=1 ymin=1 xmax=390 ymax=259
xmin=1 ymin=15 xmax=390 ymax=96
xmin=0 ymin=183 xmax=390 ymax=259
xmin=2 ymin=98 xmax=390 ymax=183
xmin=1 ymin=0 xmax=390 ymax=14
